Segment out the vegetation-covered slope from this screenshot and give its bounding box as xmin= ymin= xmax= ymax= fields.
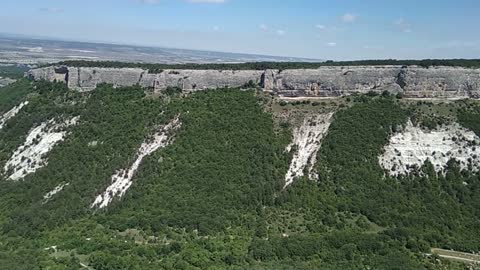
xmin=0 ymin=81 xmax=480 ymax=269
xmin=0 ymin=64 xmax=29 ymax=79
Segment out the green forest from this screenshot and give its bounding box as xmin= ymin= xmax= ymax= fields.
xmin=0 ymin=79 xmax=479 ymax=269
xmin=55 ymin=59 xmax=480 ymax=73
xmin=0 ymin=64 xmax=30 ymax=79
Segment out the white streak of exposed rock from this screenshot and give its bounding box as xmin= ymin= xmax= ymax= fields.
xmin=0 ymin=101 xmax=28 ymax=130
xmin=284 ymin=113 xmax=334 ymax=188
xmin=0 ymin=77 xmax=17 ymax=88
xmin=4 ymin=117 xmax=80 ymax=180
xmin=43 ymin=182 xmax=70 ymax=203
xmin=379 ymin=120 xmax=480 ymax=176
xmin=91 ymin=116 xmax=181 ymax=209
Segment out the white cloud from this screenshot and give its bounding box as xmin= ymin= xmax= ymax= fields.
xmin=395 ymin=18 xmax=412 ymax=33
xmin=327 ymin=42 xmax=337 ymax=47
xmin=38 ymin=7 xmax=64 ymax=13
xmin=259 ymin=24 xmax=268 ymax=31
xmin=276 ymin=30 xmax=286 ymax=36
xmin=187 ymin=0 xmax=226 ymax=3
xmin=138 ymin=0 xmax=226 ymax=4
xmin=315 ymin=24 xmax=327 ymax=30
xmin=341 ymin=13 xmax=357 ymax=23
xmin=137 ymin=0 xmax=160 ymax=4
xmin=213 ymin=25 xmax=221 ymax=31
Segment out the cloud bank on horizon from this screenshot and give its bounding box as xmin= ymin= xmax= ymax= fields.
xmin=0 ymin=0 xmax=478 ymax=60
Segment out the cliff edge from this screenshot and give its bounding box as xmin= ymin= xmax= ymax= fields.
xmin=27 ymin=65 xmax=480 ymax=98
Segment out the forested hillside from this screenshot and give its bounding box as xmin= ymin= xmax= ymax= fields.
xmin=0 ymin=64 xmax=29 ymax=79
xmin=0 ymin=80 xmax=480 ymax=269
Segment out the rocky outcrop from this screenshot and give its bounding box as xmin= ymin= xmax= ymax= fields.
xmin=27 ymin=65 xmax=480 ymax=98
xmin=264 ymin=67 xmax=404 ymax=97
xmin=28 ymin=67 xmax=264 ymax=92
xmin=379 ymin=120 xmax=480 ymax=176
xmin=401 ymin=67 xmax=480 ymax=98
xmin=284 ymin=113 xmax=333 ymax=188
xmin=27 ymin=67 xmax=69 ymax=85
xmin=141 ymin=69 xmax=264 ymax=92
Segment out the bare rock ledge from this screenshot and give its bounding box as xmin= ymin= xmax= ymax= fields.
xmin=27 ymin=65 xmax=480 ymax=98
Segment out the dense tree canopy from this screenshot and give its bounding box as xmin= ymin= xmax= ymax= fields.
xmin=0 ymin=64 xmax=29 ymax=79
xmin=55 ymin=59 xmax=480 ymax=73
xmin=0 ymin=81 xmax=479 ymax=269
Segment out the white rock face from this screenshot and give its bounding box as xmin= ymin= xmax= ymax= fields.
xmin=265 ymin=67 xmax=403 ymax=97
xmin=379 ymin=120 xmax=480 ymax=176
xmin=91 ymin=116 xmax=182 ymax=209
xmin=28 ymin=66 xmax=263 ymax=92
xmin=4 ymin=117 xmax=80 ymax=180
xmin=284 ymin=113 xmax=334 ymax=188
xmin=43 ymin=182 xmax=70 ymax=203
xmin=0 ymin=101 xmax=29 ymax=130
xmin=27 ymin=65 xmax=480 ymax=99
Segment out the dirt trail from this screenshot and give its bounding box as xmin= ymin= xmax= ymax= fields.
xmin=431 ymin=248 xmax=480 ymax=263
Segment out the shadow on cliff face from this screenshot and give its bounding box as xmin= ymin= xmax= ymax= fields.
xmin=54 ymin=66 xmax=69 ymax=86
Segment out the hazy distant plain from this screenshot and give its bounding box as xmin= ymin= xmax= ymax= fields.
xmin=0 ymin=34 xmax=319 ymax=65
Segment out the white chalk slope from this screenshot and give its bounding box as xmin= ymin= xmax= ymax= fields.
xmin=43 ymin=182 xmax=70 ymax=203
xmin=380 ymin=120 xmax=480 ymax=176
xmin=0 ymin=101 xmax=29 ymax=130
xmin=4 ymin=117 xmax=80 ymax=180
xmin=92 ymin=116 xmax=181 ymax=209
xmin=284 ymin=113 xmax=334 ymax=188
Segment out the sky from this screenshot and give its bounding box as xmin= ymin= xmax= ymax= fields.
xmin=0 ymin=0 xmax=479 ymax=60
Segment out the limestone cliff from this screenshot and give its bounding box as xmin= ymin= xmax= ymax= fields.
xmin=27 ymin=65 xmax=480 ymax=98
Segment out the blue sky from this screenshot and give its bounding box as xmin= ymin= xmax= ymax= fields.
xmin=0 ymin=0 xmax=479 ymax=60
